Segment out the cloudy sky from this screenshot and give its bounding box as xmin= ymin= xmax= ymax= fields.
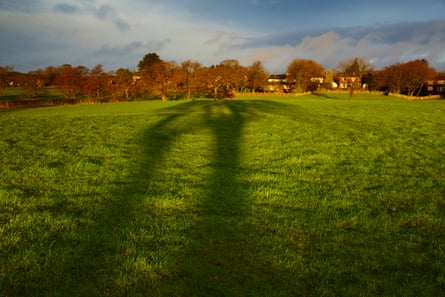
xmin=1 ymin=0 xmax=444 ymax=73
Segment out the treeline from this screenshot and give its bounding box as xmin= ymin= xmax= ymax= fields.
xmin=0 ymin=53 xmax=442 ymax=101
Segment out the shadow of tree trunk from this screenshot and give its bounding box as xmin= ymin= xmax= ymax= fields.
xmin=58 ymin=111 xmax=188 ymax=295
xmin=169 ymin=101 xmax=253 ymax=295
xmin=146 ymin=101 xmax=294 ymax=296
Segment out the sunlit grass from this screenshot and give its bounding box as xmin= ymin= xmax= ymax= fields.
xmin=1 ymin=95 xmax=444 ymax=296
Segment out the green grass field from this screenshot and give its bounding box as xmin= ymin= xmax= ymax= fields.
xmin=1 ymin=94 xmax=444 ymax=296
xmin=0 ymin=87 xmax=64 ymax=100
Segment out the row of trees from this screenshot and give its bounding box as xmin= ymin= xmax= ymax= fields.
xmin=0 ymin=55 xmax=251 ymax=100
xmin=0 ymin=54 xmax=441 ymax=100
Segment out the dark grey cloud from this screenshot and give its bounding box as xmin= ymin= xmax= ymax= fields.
xmin=95 ymin=4 xmax=114 ymax=19
xmin=97 ymin=42 xmax=144 ymax=55
xmin=94 ymin=4 xmax=130 ymax=32
xmin=0 ymin=0 xmax=42 ymax=13
xmin=52 ymin=2 xmax=131 ymax=31
xmin=145 ymin=0 xmax=445 ymax=31
xmin=76 ymin=40 xmax=172 ymax=70
xmin=241 ymin=29 xmax=324 ymax=48
xmin=242 ymin=20 xmax=445 ymax=49
xmin=340 ymin=21 xmax=445 ymax=45
xmin=0 ymin=23 xmax=76 ymax=70
xmin=94 ymin=40 xmax=170 ymax=56
xmin=54 ymin=3 xmax=80 ymax=14
xmin=114 ymin=19 xmax=131 ymax=32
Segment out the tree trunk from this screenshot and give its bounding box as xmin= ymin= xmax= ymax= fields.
xmin=161 ymin=82 xmax=168 ymax=101
xmin=187 ymin=87 xmax=191 ymax=101
xmin=213 ymin=87 xmax=218 ymax=100
xmin=415 ymin=84 xmax=424 ymax=97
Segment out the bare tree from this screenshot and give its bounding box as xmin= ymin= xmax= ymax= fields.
xmin=181 ymin=60 xmax=201 ymax=100
xmin=16 ymin=72 xmax=45 ymax=99
xmin=337 ymin=57 xmax=373 ymax=98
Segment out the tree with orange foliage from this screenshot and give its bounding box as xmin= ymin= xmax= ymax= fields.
xmin=287 ymin=59 xmax=325 ymax=92
xmin=0 ymin=66 xmax=10 ymax=93
xmin=200 ymin=60 xmax=247 ymax=99
xmin=141 ymin=60 xmax=180 ymax=101
xmin=199 ymin=66 xmax=226 ymax=99
xmin=247 ymin=61 xmax=268 ymax=93
xmin=383 ymin=59 xmax=436 ymax=96
xmin=382 ymin=63 xmax=403 ymax=94
xmin=112 ymin=68 xmax=134 ymax=100
xmin=402 ymin=59 xmax=436 ymax=96
xmin=54 ymin=65 xmax=85 ymax=100
xmin=83 ymin=64 xmax=109 ymax=100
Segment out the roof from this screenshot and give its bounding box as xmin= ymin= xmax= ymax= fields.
xmin=268 ymin=74 xmax=287 ymax=80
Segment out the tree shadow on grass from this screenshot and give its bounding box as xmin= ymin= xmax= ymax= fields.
xmin=134 ymin=100 xmax=307 ymax=296
xmin=47 ymin=99 xmax=295 ymax=296
xmin=133 ymin=100 xmax=445 ymax=297
xmin=77 ymin=99 xmax=301 ymax=297
xmin=138 ymin=100 xmax=445 ymax=297
xmin=312 ymin=92 xmax=346 ymax=100
xmin=5 ymin=98 xmax=442 ymax=296
xmin=161 ymin=101 xmax=256 ymax=295
xmin=105 ymin=99 xmax=312 ymax=296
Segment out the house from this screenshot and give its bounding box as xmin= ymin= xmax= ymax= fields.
xmin=266 ymin=74 xmax=290 ymax=93
xmin=266 ymin=74 xmax=294 ymax=93
xmin=310 ymin=77 xmax=325 ymax=84
xmin=336 ymin=75 xmax=362 ymax=89
xmin=426 ymin=74 xmax=445 ymax=95
xmin=266 ymin=72 xmax=369 ymax=92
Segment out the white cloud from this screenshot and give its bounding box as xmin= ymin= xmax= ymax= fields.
xmin=237 ymin=21 xmax=445 ymax=71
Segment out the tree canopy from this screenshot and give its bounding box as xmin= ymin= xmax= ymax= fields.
xmin=287 ymin=59 xmax=325 ymax=92
xmin=383 ymin=59 xmax=436 ymax=96
xmin=138 ymin=52 xmax=161 ymax=72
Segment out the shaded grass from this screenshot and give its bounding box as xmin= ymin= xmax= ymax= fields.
xmin=0 ymin=87 xmax=65 ymax=100
xmin=1 ymin=96 xmax=445 ymax=296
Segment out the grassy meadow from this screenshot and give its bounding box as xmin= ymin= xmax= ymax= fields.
xmin=0 ymin=87 xmax=64 ymax=101
xmin=1 ymin=93 xmax=444 ymax=296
